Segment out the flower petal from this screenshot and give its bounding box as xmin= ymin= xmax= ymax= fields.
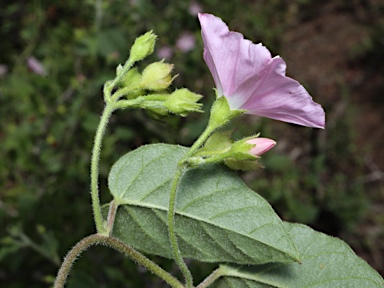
xmin=198 ymin=13 xmax=271 ymax=100
xmin=246 ymin=138 xmax=276 ymax=156
xmin=239 ymin=57 xmax=325 ymax=128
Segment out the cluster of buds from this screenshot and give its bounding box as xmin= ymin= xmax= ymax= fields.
xmin=111 ymin=28 xmax=278 ymax=172
xmin=112 ymin=31 xmax=202 ymax=118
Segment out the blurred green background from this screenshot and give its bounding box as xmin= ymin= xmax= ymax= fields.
xmin=1 ymin=0 xmax=383 ymax=287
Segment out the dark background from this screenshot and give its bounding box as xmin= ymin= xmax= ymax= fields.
xmin=1 ymin=0 xmax=383 ymax=287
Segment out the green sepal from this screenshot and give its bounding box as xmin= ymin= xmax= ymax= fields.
xmin=224 ymin=158 xmax=261 ymax=171
xmin=145 ymin=107 xmax=170 ymax=121
xmin=228 ymin=137 xmax=261 ymax=161
xmin=194 ymin=130 xmax=234 ymax=157
xmin=208 ymin=97 xmax=245 ymax=131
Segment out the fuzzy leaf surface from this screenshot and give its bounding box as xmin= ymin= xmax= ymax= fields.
xmin=107 ymin=144 xmax=299 ymax=264
xmin=212 ymin=222 xmax=384 ymax=287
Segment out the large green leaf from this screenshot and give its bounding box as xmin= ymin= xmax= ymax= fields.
xmin=212 ymin=222 xmax=384 ymax=287
xmin=107 ymin=143 xmax=299 ymax=264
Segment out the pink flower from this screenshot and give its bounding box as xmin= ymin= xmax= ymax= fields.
xmin=198 ymin=13 xmax=325 ymax=128
xmin=157 ymin=46 xmax=173 ymax=59
xmin=0 ymin=64 xmax=8 ymax=77
xmin=27 ymin=56 xmax=46 ymax=76
xmin=188 ymin=1 xmax=203 ymax=16
xmin=176 ymin=32 xmax=196 ymax=53
xmin=246 ymin=138 xmax=276 ymax=156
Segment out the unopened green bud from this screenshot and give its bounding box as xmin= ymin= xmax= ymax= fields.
xmin=141 ymin=61 xmax=174 ymax=90
xmin=223 ymin=137 xmax=276 ymax=170
xmin=146 ymin=107 xmax=169 ymax=120
xmin=165 ymin=88 xmax=203 ymax=116
xmin=119 ymin=67 xmax=142 ymax=87
xmin=130 ymin=31 xmax=157 ymax=62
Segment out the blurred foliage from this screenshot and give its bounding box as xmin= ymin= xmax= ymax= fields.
xmin=0 ymin=0 xmax=383 ymax=287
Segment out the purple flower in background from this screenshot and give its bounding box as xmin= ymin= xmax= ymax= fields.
xmin=176 ymin=32 xmax=196 ymax=53
xmin=27 ymin=56 xmax=46 ymax=76
xmin=198 ymin=13 xmax=325 ymax=128
xmin=0 ymin=64 xmax=8 ymax=77
xmin=188 ymin=1 xmax=203 ymax=16
xmin=157 ymin=46 xmax=174 ymax=59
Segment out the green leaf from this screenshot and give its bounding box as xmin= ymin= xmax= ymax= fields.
xmin=107 ymin=143 xmax=299 ymax=264
xmin=212 ymin=222 xmax=384 ymax=287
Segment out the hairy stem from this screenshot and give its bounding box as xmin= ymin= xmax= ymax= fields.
xmin=106 ymin=200 xmax=118 ymax=235
xmin=90 ymin=104 xmax=115 ymax=234
xmin=54 ymin=234 xmax=184 ymax=288
xmin=184 ymin=125 xmax=215 ymax=159
xmin=196 ymin=268 xmax=223 ymax=288
xmin=167 ymin=123 xmax=218 ymax=288
xmin=167 ymin=166 xmax=193 ymax=287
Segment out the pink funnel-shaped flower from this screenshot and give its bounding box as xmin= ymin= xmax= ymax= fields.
xmin=198 ymin=13 xmax=325 ymax=128
xmin=246 ymin=138 xmax=276 ymax=156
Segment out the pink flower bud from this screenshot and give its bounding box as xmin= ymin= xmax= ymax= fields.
xmin=246 ymin=138 xmax=276 ymax=156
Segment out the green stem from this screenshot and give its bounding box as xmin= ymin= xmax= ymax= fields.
xmin=167 ymin=166 xmax=193 ymax=287
xmin=196 ymin=268 xmax=223 ymax=288
xmin=113 ymin=97 xmax=165 ymax=111
xmin=106 ymin=200 xmax=118 ymax=236
xmin=110 ymin=59 xmax=135 ymax=102
xmin=90 ymin=104 xmax=115 ymax=234
xmin=54 ymin=234 xmax=184 ymax=288
xmin=184 ymin=125 xmax=216 ymax=159
xmin=167 ymin=124 xmax=218 ymax=288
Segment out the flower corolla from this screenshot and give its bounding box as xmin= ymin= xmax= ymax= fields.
xmin=198 ymin=13 xmax=325 ymax=128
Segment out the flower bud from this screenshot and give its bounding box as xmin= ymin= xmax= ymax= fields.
xmin=146 ymin=107 xmax=169 ymax=120
xmin=141 ymin=61 xmax=174 ymax=90
xmin=119 ymin=67 xmax=142 ymax=87
xmin=129 ymin=31 xmax=157 ymax=63
xmin=223 ymin=137 xmax=276 ymax=171
xmin=246 ymin=138 xmax=276 ymax=156
xmin=164 ymin=88 xmax=203 ymax=116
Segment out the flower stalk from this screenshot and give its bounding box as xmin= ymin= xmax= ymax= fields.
xmin=167 ymin=166 xmax=193 ymax=288
xmin=167 ymin=96 xmax=241 ymax=287
xmin=90 ymin=103 xmax=115 ymax=235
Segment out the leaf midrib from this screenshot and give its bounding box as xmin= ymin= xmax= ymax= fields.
xmin=117 ymin=199 xmax=297 ymax=261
